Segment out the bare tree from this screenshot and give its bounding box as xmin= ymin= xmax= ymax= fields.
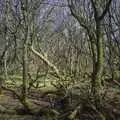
xmin=68 ymin=0 xmax=112 ymax=106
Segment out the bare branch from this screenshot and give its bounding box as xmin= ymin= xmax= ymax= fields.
xmin=99 ymin=0 xmax=112 ymax=20
xmin=90 ymin=0 xmax=98 ymax=20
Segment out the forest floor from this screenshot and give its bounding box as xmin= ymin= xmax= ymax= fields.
xmin=0 ymin=89 xmax=51 ymax=120
xmin=0 ymin=82 xmax=120 ymax=120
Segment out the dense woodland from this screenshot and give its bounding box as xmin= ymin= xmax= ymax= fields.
xmin=0 ymin=0 xmax=120 ymax=120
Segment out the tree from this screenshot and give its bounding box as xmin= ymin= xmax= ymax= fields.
xmin=68 ymin=0 xmax=112 ymax=106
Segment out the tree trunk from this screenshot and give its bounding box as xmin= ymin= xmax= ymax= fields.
xmin=91 ymin=21 xmax=104 ymax=106
xmin=22 ymin=43 xmax=28 ymax=102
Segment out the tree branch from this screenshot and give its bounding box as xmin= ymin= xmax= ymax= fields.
xmin=90 ymin=0 xmax=98 ymax=20
xmin=99 ymin=0 xmax=112 ymax=20
xmin=68 ymin=4 xmax=89 ymax=31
